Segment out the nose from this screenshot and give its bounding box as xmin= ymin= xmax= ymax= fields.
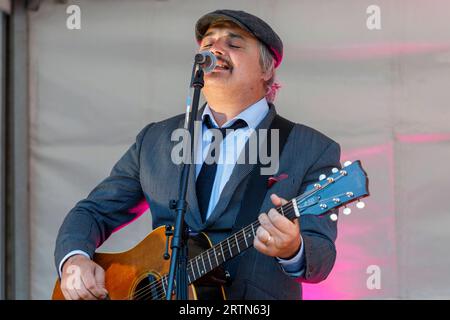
xmin=209 ymin=38 xmax=226 ymax=56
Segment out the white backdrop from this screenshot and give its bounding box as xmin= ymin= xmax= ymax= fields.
xmin=29 ymin=0 xmax=450 ymax=299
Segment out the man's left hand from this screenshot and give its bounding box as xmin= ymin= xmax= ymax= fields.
xmin=254 ymin=194 xmax=301 ymax=259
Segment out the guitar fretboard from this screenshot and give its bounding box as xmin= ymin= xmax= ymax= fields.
xmin=153 ymin=200 xmax=299 ymax=299
xmin=138 ymin=162 xmax=366 ymax=300
xmin=187 ymin=199 xmax=299 ymax=283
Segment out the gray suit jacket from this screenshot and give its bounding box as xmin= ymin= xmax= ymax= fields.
xmin=55 ymin=105 xmax=341 ymax=300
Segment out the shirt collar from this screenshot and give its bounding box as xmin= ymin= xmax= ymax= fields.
xmin=201 ymin=97 xmax=270 ymax=130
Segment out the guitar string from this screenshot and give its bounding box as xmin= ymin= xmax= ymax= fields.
xmin=128 ymin=204 xmax=298 ymax=300
xmin=128 ymin=191 xmax=327 ymax=300
xmin=133 ymin=201 xmax=311 ymax=301
xmin=127 ymin=185 xmax=328 ymax=300
xmin=127 ymin=172 xmax=349 ymax=299
xmin=129 ymin=191 xmax=338 ymax=300
xmin=132 ymin=194 xmax=349 ymax=300
xmin=128 ymin=211 xmax=282 ymax=300
xmin=128 ymin=217 xmax=269 ymax=300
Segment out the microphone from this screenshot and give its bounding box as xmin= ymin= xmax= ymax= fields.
xmin=195 ymin=51 xmax=217 ymax=73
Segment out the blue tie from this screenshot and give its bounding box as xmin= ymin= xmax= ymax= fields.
xmin=196 ymin=116 xmax=248 ymax=222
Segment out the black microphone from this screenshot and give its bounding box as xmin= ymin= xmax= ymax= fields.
xmin=195 ymin=51 xmax=217 ymax=73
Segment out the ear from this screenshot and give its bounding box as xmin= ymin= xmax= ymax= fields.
xmin=261 ymin=67 xmax=274 ymax=82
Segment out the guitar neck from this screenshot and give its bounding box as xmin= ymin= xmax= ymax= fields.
xmin=158 ymin=160 xmax=368 ymax=291
xmin=185 ymin=200 xmax=299 ymax=284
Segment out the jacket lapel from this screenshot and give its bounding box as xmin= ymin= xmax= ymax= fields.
xmin=179 ymin=104 xmax=206 ymax=231
xmin=202 ymin=105 xmax=277 ymax=229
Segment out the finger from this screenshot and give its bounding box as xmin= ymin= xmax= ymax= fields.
xmin=61 ymin=285 xmax=74 ymax=300
xmin=65 ymin=283 xmax=83 ymax=300
xmin=61 ymin=273 xmax=83 ymax=300
xmin=94 ymin=265 xmax=109 ymax=298
xmin=292 ymin=217 xmax=301 ymax=237
xmin=80 ymin=267 xmax=107 ymax=299
xmin=270 ymin=194 xmax=288 ymax=206
xmin=267 ymin=208 xmax=297 ymax=235
xmin=77 ymin=281 xmax=99 ymax=300
xmin=256 ymin=225 xmax=272 ymax=244
xmin=60 ymin=280 xmax=69 ymax=300
xmin=65 ymin=288 xmax=79 ymax=300
xmin=75 ymin=267 xmax=101 ymax=300
xmin=258 ymin=213 xmax=282 ymax=238
xmin=80 ymin=273 xmax=103 ymax=300
xmin=253 ymin=237 xmax=273 ymax=256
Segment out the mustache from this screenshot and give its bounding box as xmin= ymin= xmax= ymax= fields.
xmin=215 ymin=55 xmax=233 ymax=69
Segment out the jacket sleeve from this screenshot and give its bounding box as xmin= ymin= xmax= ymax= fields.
xmin=54 ymin=123 xmax=154 ymax=273
xmin=296 ymin=140 xmax=341 ymax=283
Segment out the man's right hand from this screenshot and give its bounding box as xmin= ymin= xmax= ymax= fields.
xmin=60 ymin=254 xmax=109 ymax=300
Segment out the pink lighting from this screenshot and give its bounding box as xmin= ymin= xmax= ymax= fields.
xmin=112 ymin=198 xmax=150 ymax=233
xmin=303 ymin=142 xmax=398 ymax=299
xmin=296 ymin=42 xmax=450 ymax=61
xmin=396 ymin=133 xmax=450 ymax=144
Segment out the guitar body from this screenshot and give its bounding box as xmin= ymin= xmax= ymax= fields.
xmin=52 ymin=226 xmax=226 ymax=300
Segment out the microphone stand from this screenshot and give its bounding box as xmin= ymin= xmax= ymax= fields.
xmin=165 ymin=56 xmax=205 ymax=300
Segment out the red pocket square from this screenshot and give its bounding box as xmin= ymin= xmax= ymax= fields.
xmin=267 ymin=173 xmax=289 ymax=188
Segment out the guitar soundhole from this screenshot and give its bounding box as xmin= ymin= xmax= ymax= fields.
xmin=132 ymin=273 xmax=163 ymax=300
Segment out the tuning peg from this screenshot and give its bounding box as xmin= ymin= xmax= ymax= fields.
xmin=319 ymin=174 xmax=326 ymax=181
xmin=331 ymin=168 xmax=339 ymax=174
xmin=330 ymin=213 xmax=338 ymax=221
xmin=333 ymin=197 xmax=341 ymax=204
xmin=343 ymin=206 xmax=352 ymax=215
xmin=356 ymin=200 xmax=365 ymax=209
xmin=343 ymin=161 xmax=352 ymax=167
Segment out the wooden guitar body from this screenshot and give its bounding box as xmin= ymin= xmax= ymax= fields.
xmin=52 ymin=226 xmax=225 ymax=300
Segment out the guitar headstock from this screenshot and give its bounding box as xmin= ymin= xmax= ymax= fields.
xmin=297 ymin=160 xmax=369 ymax=220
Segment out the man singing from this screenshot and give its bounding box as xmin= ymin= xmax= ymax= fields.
xmin=55 ymin=9 xmax=341 ymax=300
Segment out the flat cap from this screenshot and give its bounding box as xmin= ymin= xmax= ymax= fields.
xmin=195 ymin=9 xmax=283 ymax=68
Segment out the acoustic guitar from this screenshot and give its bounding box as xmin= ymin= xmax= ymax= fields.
xmin=52 ymin=160 xmax=369 ymax=300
